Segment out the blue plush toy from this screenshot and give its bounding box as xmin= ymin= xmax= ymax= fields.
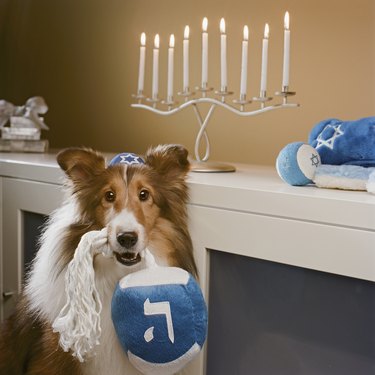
xmin=111 ymin=251 xmax=208 ymax=375
xmin=276 ymin=117 xmax=375 ymax=193
xmin=276 ymin=142 xmax=321 ymax=186
xmin=309 ymin=117 xmax=375 ymax=166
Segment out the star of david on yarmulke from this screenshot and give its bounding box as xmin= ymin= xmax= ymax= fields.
xmin=315 ymin=124 xmax=344 ymax=150
xmin=109 ymin=152 xmax=145 ymax=166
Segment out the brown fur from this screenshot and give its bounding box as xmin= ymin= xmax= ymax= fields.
xmin=0 ymin=297 xmax=82 ymax=375
xmin=0 ymin=144 xmax=197 ymax=374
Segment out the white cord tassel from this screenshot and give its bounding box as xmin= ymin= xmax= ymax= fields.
xmin=52 ymin=228 xmax=111 ymax=362
xmin=52 ymin=228 xmax=156 ymax=362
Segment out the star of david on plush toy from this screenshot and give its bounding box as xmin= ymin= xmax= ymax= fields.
xmin=52 ymin=152 xmax=208 ymax=375
xmin=276 ymin=117 xmax=375 ymax=193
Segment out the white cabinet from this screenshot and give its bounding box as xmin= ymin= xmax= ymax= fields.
xmin=1 ymin=152 xmax=374 ymax=374
xmin=188 ymin=202 xmax=375 ymax=374
xmin=1 ymin=177 xmax=63 ymax=319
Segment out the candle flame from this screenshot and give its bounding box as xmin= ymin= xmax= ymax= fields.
xmin=154 ymin=34 xmax=160 ymax=49
xmin=284 ymin=11 xmax=290 ymax=30
xmin=202 ymin=17 xmax=208 ymax=32
xmin=140 ymin=32 xmax=146 ymax=46
xmin=184 ymin=25 xmax=190 ymax=39
xmin=220 ymin=18 xmax=226 ymax=34
xmin=264 ymin=23 xmax=269 ymax=39
xmin=169 ymin=34 xmax=175 ymax=48
xmin=243 ymin=25 xmax=249 ymax=41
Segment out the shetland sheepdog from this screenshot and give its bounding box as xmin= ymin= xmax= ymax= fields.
xmin=0 ymin=144 xmax=197 ymax=375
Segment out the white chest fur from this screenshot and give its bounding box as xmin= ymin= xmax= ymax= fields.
xmin=82 ymin=256 xmax=143 ymax=375
xmin=81 ymin=293 xmax=141 ymax=375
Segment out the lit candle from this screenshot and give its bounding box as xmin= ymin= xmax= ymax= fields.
xmin=167 ymin=34 xmax=175 ymax=100
xmin=137 ymin=32 xmax=146 ymax=94
xmin=240 ymin=25 xmax=249 ymax=97
xmin=183 ymin=25 xmax=190 ymax=92
xmin=201 ymin=17 xmax=208 ymax=87
xmin=282 ymin=11 xmax=290 ymax=90
xmin=152 ymin=34 xmax=160 ymax=99
xmin=220 ymin=18 xmax=227 ymax=91
xmin=260 ymin=23 xmax=269 ymax=94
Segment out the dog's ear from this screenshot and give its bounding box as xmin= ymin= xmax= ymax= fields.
xmin=145 ymin=144 xmax=190 ymax=177
xmin=57 ymin=147 xmax=106 ymax=183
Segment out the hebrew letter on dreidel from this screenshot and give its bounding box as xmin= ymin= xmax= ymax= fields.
xmin=143 ymin=298 xmax=175 ymax=344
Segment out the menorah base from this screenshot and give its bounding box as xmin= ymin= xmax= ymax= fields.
xmin=191 ymin=160 xmax=236 ymax=173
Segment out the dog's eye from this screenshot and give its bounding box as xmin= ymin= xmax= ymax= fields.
xmin=139 ymin=189 xmax=149 ymax=201
xmin=104 ymin=190 xmax=116 ymax=202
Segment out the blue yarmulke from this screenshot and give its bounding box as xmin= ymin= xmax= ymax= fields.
xmin=309 ymin=117 xmax=375 ymax=167
xmin=276 ymin=142 xmax=321 ymax=186
xmin=111 ymin=267 xmax=208 ymax=375
xmin=109 ymin=152 xmax=145 ymax=166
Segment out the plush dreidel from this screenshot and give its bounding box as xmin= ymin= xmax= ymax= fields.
xmin=276 ymin=117 xmax=375 ymax=193
xmin=111 ymin=251 xmax=208 ymax=375
xmin=276 ymin=142 xmax=321 ymax=186
xmin=53 ymin=232 xmax=208 ymax=374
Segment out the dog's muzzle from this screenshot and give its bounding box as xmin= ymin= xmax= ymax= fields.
xmin=114 ymin=231 xmax=142 ymax=266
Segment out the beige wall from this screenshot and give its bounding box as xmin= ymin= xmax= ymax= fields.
xmin=1 ymin=0 xmax=375 ymax=165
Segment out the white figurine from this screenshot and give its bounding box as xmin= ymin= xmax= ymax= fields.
xmin=0 ymin=100 xmax=15 ymax=128
xmin=0 ymin=96 xmax=49 ymax=140
xmin=10 ymin=96 xmax=49 ymax=130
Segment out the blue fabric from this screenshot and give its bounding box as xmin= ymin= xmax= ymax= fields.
xmin=276 ymin=142 xmax=313 ymax=186
xmin=315 ymin=165 xmax=375 ymax=180
xmin=368 ymin=170 xmax=375 ymax=185
xmin=109 ymin=152 xmax=145 ymax=166
xmin=308 ymin=117 xmax=375 ymax=167
xmin=111 ymin=273 xmax=207 ymax=365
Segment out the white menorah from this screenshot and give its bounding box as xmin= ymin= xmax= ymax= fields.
xmin=132 ymin=13 xmax=299 ymax=172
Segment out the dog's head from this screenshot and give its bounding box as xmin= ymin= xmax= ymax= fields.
xmin=57 ymin=145 xmax=192 ymax=270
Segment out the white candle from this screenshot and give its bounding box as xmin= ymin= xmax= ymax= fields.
xmin=282 ymin=11 xmax=290 ymax=89
xmin=240 ymin=25 xmax=249 ymax=97
xmin=137 ymin=32 xmax=146 ymax=94
xmin=201 ymin=17 xmax=208 ymax=87
xmin=167 ymin=34 xmax=175 ymax=99
xmin=260 ymin=23 xmax=269 ymax=93
xmin=220 ymin=18 xmax=227 ymax=90
xmin=183 ymin=25 xmax=190 ymax=92
xmin=152 ymin=34 xmax=160 ymax=99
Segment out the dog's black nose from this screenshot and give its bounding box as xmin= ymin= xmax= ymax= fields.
xmin=117 ymin=232 xmax=138 ymax=249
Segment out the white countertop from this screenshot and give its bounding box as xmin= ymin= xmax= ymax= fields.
xmin=1 ymin=151 xmax=375 ymax=231
xmin=1 ymin=150 xmax=375 ymax=282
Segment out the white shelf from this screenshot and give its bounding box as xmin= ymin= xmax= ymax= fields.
xmin=1 ymin=151 xmax=374 ymax=283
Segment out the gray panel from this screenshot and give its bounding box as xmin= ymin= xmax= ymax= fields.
xmin=23 ymin=211 xmax=47 ymax=275
xmin=207 ymin=250 xmax=375 ymax=375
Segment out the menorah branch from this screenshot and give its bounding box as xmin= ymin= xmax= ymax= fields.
xmin=131 ymin=97 xmax=299 ymax=117
xmin=131 ymin=96 xmax=299 ymax=169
